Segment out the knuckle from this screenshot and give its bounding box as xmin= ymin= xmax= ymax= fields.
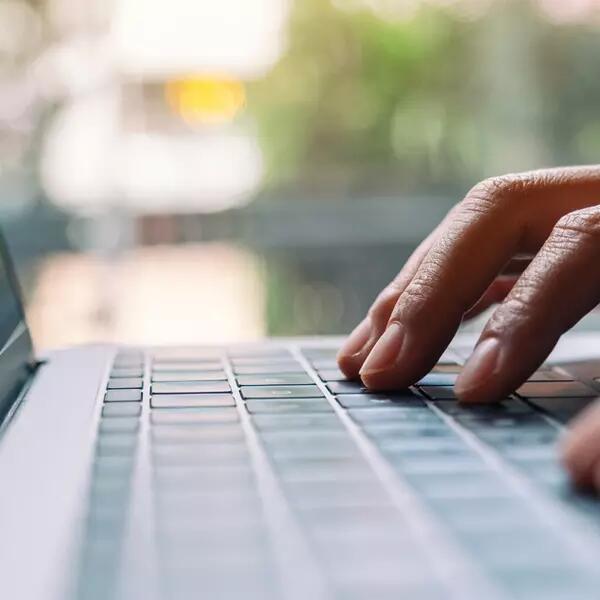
xmin=485 ymin=292 xmax=545 ymax=337
xmin=461 ymin=174 xmax=524 ymax=216
xmin=389 ymin=277 xmax=441 ymax=322
xmin=554 ymin=207 xmax=600 ymax=242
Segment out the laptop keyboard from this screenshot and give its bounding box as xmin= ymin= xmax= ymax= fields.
xmin=75 ymin=344 xmax=600 ymax=600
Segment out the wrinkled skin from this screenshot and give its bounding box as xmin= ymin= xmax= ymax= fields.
xmin=336 ymin=166 xmax=600 ymax=491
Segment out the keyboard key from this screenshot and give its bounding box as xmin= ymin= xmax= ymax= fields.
xmin=236 ymin=374 xmax=313 ymax=386
xmin=151 ymin=394 xmax=235 ymax=409
xmin=152 ymin=371 xmax=227 ymax=382
xmin=283 ymin=481 xmax=391 ymax=510
xmin=336 ymin=393 xmax=424 ymax=409
xmin=246 ymin=400 xmax=333 ymax=414
xmin=528 ymin=369 xmax=573 ymax=382
xmin=275 ymin=459 xmax=374 ymax=483
xmin=102 ymin=402 xmax=142 ymax=417
xmin=251 ymin=413 xmax=343 ymax=431
xmin=97 ymin=434 xmax=138 ymax=456
xmin=99 ymin=418 xmax=140 ymax=434
xmin=261 ymin=432 xmax=357 ymax=460
xmin=380 ymin=437 xmax=466 ymax=454
xmin=404 ymin=472 xmax=514 ymax=500
xmin=419 ymin=386 xmax=456 ymax=400
xmin=111 ymin=368 xmax=143 ymax=379
xmin=233 ymin=365 xmax=306 ymax=375
xmin=317 ymin=369 xmax=348 ymax=382
xmin=228 ymin=347 xmax=290 ymax=359
xmin=153 ymin=361 xmax=223 ymax=372
xmin=310 ymin=359 xmax=340 ymax=369
xmin=241 ymin=385 xmax=323 ymax=400
xmin=151 ymin=407 xmax=239 ymax=425
xmin=418 ymin=373 xmax=458 ymax=386
xmin=152 ymin=424 xmax=245 ymax=444
xmin=524 ymin=396 xmax=595 ymax=423
xmin=152 ymin=382 xmax=231 ymax=395
xmin=152 ymin=443 xmax=248 ymax=465
xmin=349 ymin=406 xmax=431 ymax=424
xmin=105 ymin=389 xmax=142 ymax=402
xmin=517 ymin=381 xmax=596 ymax=398
xmin=107 ymin=378 xmax=143 ymax=390
xmin=300 ymin=347 xmax=339 ymax=359
xmin=230 ymin=357 xmax=298 ymax=367
xmin=436 ymin=398 xmax=532 ymax=418
xmin=113 ymin=356 xmax=143 ymax=369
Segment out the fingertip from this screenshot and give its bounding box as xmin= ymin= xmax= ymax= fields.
xmin=336 ymin=318 xmax=372 ymax=377
xmin=336 ymin=351 xmax=364 ymax=379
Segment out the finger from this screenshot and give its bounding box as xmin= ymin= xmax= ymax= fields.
xmin=463 ymin=276 xmax=518 ymax=320
xmin=359 ymin=167 xmax=600 ymax=390
xmin=562 ymin=400 xmax=600 ymax=490
xmin=359 ymin=178 xmax=529 ymax=388
xmin=455 ymin=206 xmax=600 ymax=403
xmin=337 ymin=227 xmax=438 ymax=377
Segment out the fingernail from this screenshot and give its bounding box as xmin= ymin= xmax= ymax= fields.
xmin=359 ymin=322 xmax=406 ymax=376
xmin=338 ymin=318 xmax=372 ymax=359
xmin=455 ymin=337 xmax=502 ymax=398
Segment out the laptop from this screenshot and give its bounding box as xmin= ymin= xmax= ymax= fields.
xmin=1 ymin=230 xmax=600 ymax=600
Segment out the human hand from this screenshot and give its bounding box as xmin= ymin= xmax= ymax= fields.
xmin=337 ymin=166 xmax=600 ymax=403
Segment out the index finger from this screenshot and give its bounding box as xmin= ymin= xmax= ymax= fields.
xmin=359 ymin=174 xmax=555 ymax=390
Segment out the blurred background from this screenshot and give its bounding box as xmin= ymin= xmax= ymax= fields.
xmin=2 ymin=0 xmax=600 ymax=349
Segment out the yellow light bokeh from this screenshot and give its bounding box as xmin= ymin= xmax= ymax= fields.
xmin=165 ymin=76 xmax=247 ymax=125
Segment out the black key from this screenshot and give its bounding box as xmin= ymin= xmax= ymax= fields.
xmin=317 ymin=369 xmax=348 ymax=382
xmin=418 ymin=373 xmax=458 ymax=386
xmin=230 ymin=357 xmax=298 ymax=367
xmin=300 ymin=347 xmax=339 ymax=358
xmin=97 ymin=434 xmax=138 ymax=456
xmin=420 ymin=386 xmax=457 ymax=400
xmin=152 ymin=424 xmax=245 ymax=444
xmin=251 ymin=413 xmax=343 ymax=431
xmin=99 ymin=418 xmax=140 ymax=434
xmin=152 ymin=382 xmax=231 ymax=395
xmin=108 ymin=378 xmax=143 ymax=390
xmin=102 ymin=402 xmax=142 ymax=417
xmin=111 ymin=368 xmax=144 ymax=379
xmin=151 ymin=394 xmax=235 ymax=409
xmin=228 ymin=347 xmax=290 ymax=359
xmin=336 ymin=394 xmax=423 ymax=409
xmin=328 ymin=381 xmax=417 ymax=396
xmin=113 ymin=354 xmax=143 ymax=368
xmin=236 ymin=374 xmax=313 ymax=386
xmin=233 ymin=364 xmax=306 ymax=375
xmin=436 ymin=399 xmax=532 ymax=417
xmin=151 ymin=407 xmax=239 ymax=425
xmin=152 ymin=371 xmax=227 ymax=383
xmin=153 ymin=361 xmax=223 ymax=372
xmin=310 ymin=359 xmax=340 ymax=369
xmin=517 ymin=381 xmax=596 ymax=398
xmin=525 ymin=397 xmax=595 ymax=424
xmin=152 ymin=350 xmax=221 ymax=362
xmin=528 ymin=369 xmax=573 ymax=382
xmin=349 ymin=407 xmax=432 ymax=424
xmin=152 ymin=443 xmax=248 ymax=466
xmin=105 ymin=389 xmax=142 ymax=402
xmin=246 ymin=400 xmax=333 ymax=414
xmin=241 ymin=385 xmax=323 ymax=400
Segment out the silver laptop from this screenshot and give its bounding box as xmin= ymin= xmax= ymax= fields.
xmin=1 ymin=230 xmax=600 ymax=600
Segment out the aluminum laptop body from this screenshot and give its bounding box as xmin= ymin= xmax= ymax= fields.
xmin=2 ymin=233 xmax=600 ymax=600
